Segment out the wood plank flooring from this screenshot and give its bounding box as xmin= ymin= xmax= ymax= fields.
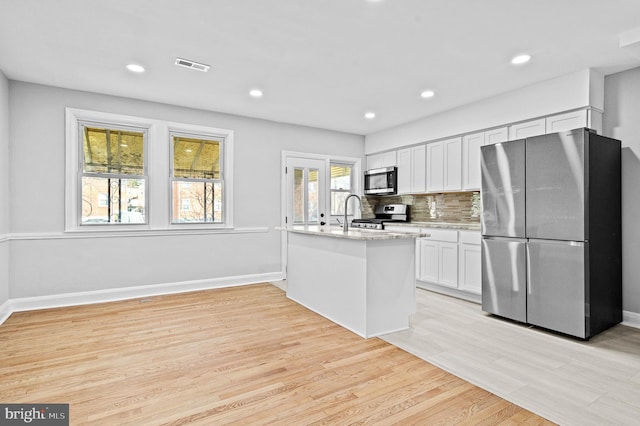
xmin=0 ymin=284 xmax=552 ymax=425
xmin=381 ymin=287 xmax=640 ymax=426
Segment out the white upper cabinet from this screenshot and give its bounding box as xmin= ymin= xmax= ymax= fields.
xmin=545 ymin=110 xmax=588 ymax=134
xmin=484 ymin=127 xmax=509 ymax=145
xmin=396 ymin=148 xmax=411 ymax=194
xmin=443 ymin=137 xmax=462 ymax=191
xmin=411 ymin=145 xmax=427 ymax=193
xmin=397 ymin=145 xmax=426 ymax=194
xmin=369 ymin=108 xmax=597 ymax=196
xmin=367 ymin=151 xmax=397 ymax=170
xmin=427 ymin=137 xmax=462 ymax=193
xmin=462 ymin=132 xmax=484 ymax=190
xmin=426 ymin=142 xmax=444 ymax=192
xmin=508 ymin=118 xmax=546 ymax=140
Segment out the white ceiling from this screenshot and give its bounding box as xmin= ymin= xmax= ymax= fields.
xmin=2 ymin=0 xmax=640 ymax=135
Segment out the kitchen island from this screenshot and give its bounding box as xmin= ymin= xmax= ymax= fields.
xmin=284 ymin=225 xmax=423 ymax=338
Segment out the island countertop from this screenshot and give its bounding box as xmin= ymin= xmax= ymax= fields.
xmin=279 ymin=225 xmax=427 ymax=240
xmin=385 ymin=221 xmax=481 ymax=231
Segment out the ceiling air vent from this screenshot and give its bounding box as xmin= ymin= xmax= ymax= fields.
xmin=175 ymin=58 xmax=210 ymax=72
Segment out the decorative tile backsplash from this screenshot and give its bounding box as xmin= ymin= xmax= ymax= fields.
xmin=363 ymin=192 xmax=481 ymax=223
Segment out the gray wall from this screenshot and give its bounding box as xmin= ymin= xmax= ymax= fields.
xmin=0 ymin=72 xmax=9 ymax=306
xmin=604 ymin=67 xmax=640 ymax=315
xmin=8 ymin=81 xmax=364 ymax=298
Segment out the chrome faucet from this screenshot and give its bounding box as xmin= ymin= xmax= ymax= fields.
xmin=343 ymin=194 xmax=362 ymax=232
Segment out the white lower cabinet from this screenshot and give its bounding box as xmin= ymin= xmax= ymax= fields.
xmin=417 ymin=229 xmax=458 ymax=288
xmin=417 ymin=228 xmax=481 ymax=300
xmin=418 ymin=239 xmax=440 ymax=283
xmin=458 ymin=231 xmax=481 ymax=294
xmin=438 ymin=242 xmax=459 ymax=287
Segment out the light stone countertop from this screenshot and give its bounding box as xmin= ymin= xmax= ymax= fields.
xmin=387 ymin=221 xmax=481 ymax=231
xmin=279 ymin=225 xmax=427 ymax=240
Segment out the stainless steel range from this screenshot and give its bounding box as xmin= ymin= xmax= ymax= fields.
xmin=351 ymin=204 xmax=409 ymax=230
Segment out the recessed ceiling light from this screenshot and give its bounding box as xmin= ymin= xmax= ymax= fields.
xmin=364 ymin=112 xmax=376 ymax=119
xmin=249 ymin=89 xmax=263 ymax=98
xmin=511 ymin=54 xmax=531 ymax=65
xmin=420 ymin=90 xmax=435 ymax=99
xmin=126 ymin=63 xmax=145 ymax=73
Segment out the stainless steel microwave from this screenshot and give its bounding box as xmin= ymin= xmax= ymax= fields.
xmin=364 ymin=166 xmax=397 ymax=195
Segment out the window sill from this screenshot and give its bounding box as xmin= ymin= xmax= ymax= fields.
xmin=12 ymin=227 xmax=269 ymax=241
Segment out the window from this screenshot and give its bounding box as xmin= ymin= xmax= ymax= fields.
xmin=66 ymin=108 xmax=234 ymax=232
xmin=80 ymin=123 xmax=147 ymax=225
xmin=292 ymin=167 xmax=320 ymax=224
xmin=330 ymin=163 xmax=353 ymax=216
xmin=171 ymin=132 xmax=224 ymax=224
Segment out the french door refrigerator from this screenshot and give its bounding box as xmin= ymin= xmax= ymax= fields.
xmin=481 ymin=128 xmax=621 ymax=339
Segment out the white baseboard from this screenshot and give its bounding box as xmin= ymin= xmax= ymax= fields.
xmin=4 ymin=277 xmax=639 ymax=333
xmin=622 ymin=310 xmax=640 ymax=329
xmin=6 ymin=272 xmax=285 ymax=317
xmin=0 ymin=299 xmax=11 ymax=325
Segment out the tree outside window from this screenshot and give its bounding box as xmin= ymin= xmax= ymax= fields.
xmin=171 ymin=134 xmax=224 ymax=223
xmin=80 ymin=125 xmax=146 ymax=224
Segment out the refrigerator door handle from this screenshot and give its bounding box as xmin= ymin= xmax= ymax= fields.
xmin=528 ymin=238 xmax=585 ymax=247
xmin=526 ymin=245 xmax=532 ymax=296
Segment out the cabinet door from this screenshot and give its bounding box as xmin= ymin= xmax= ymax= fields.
xmin=458 ymin=243 xmax=481 ymax=294
xmin=418 ymin=239 xmax=439 ymax=283
xmin=545 ymin=110 xmax=587 ymax=134
xmin=508 ymin=118 xmax=546 ymax=140
xmin=367 ymin=153 xmax=383 ymax=170
xmin=443 ymin=137 xmax=462 ymax=191
xmin=411 ymin=145 xmax=427 ymax=193
xmin=426 ymin=142 xmax=444 ymax=192
xmin=382 ymin=151 xmax=397 ymax=168
xmin=462 ymin=132 xmax=484 ymax=190
xmin=367 ymin=151 xmax=397 ymax=170
xmin=439 ymin=242 xmax=459 ymax=287
xmin=396 ymin=148 xmax=411 ymax=194
xmin=484 ymin=127 xmax=509 ymax=145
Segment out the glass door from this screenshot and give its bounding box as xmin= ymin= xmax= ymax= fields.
xmin=285 ymin=157 xmax=327 ymax=226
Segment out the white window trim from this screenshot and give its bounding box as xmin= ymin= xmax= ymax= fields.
xmin=65 ymin=108 xmax=234 ymax=233
xmin=78 ymin=120 xmax=149 ymax=226
xmin=329 ymin=161 xmax=356 ymax=218
xmin=167 ymin=125 xmax=233 ymax=227
xmin=280 ymin=151 xmax=362 ymax=227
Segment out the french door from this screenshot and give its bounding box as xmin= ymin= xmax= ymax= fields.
xmin=285 ymin=157 xmax=327 ymax=226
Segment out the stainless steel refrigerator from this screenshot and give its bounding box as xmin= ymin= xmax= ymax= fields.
xmin=481 ymin=128 xmax=621 ymax=339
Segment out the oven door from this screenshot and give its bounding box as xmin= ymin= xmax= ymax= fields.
xmin=364 ymin=167 xmax=397 ymax=195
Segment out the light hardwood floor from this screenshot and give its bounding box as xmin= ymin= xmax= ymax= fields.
xmin=381 ymin=287 xmax=640 ymax=426
xmin=0 ymin=284 xmax=552 ymax=425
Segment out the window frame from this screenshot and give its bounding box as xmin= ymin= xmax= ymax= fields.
xmin=78 ymin=120 xmax=149 ymax=226
xmin=166 ymin=123 xmax=233 ymax=228
xmin=329 ymin=162 xmax=355 ymax=218
xmin=65 ymin=108 xmax=234 ymax=233
xmin=169 ymin=129 xmax=227 ymax=225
